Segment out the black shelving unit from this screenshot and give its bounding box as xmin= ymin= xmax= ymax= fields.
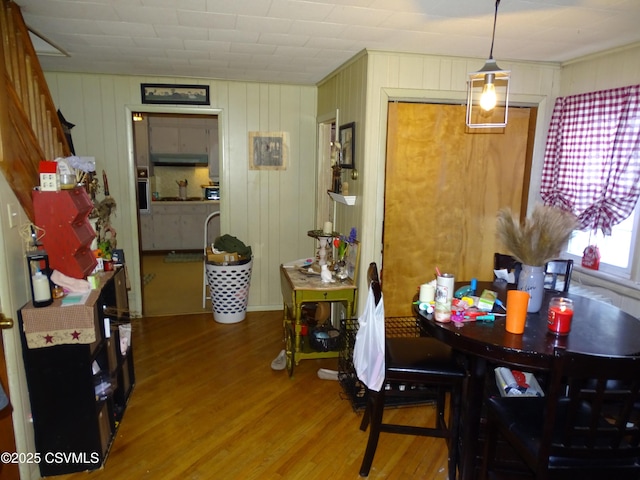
xmin=18 ymin=267 xmax=134 ymax=476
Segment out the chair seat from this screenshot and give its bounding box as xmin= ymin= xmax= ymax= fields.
xmin=356 ymin=262 xmax=467 ymax=479
xmin=487 ymin=396 xmax=640 ymax=470
xmin=386 ymin=337 xmax=467 ymax=378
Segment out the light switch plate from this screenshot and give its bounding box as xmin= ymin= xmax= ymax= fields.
xmin=6 ymin=203 xmax=17 ymax=228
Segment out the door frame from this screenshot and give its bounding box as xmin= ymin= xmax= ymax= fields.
xmin=125 ymin=105 xmax=223 ymax=316
xmin=0 ymin=176 xmax=33 ymax=479
xmin=315 ymin=112 xmax=338 ymax=231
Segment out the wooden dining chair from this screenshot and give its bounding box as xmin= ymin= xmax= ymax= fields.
xmin=494 ymin=254 xmax=573 ymax=293
xmin=482 ymin=348 xmax=640 ymax=480
xmin=493 ymin=253 xmax=521 ymax=285
xmin=357 ymin=263 xmax=467 ymax=479
xmin=544 ymin=259 xmax=573 ymax=293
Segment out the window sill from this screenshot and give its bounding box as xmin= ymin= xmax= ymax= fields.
xmin=571 ymin=265 xmax=640 ymax=301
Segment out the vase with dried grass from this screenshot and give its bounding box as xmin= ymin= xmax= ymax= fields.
xmin=496 ymin=205 xmax=578 ymax=312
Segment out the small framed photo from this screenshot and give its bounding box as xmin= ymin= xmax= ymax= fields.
xmin=249 ymin=132 xmax=288 ymax=170
xmin=141 ymin=83 xmax=210 ymax=105
xmin=339 ymin=122 xmax=355 ymax=169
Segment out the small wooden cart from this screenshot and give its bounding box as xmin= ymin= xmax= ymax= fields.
xmin=279 ymin=264 xmax=358 ymax=376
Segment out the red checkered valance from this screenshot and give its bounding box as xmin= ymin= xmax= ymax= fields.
xmin=540 ymin=84 xmax=640 ymax=235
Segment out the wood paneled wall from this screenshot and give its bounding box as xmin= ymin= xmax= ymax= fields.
xmin=43 ymin=73 xmax=317 ymax=316
xmin=560 ymin=44 xmax=640 ymax=96
xmin=318 ymin=50 xmax=562 ymax=311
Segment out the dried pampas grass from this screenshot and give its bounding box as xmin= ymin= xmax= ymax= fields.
xmin=496 ymin=205 xmax=578 ymax=266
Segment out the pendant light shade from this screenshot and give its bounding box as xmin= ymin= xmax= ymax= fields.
xmin=466 ymin=0 xmax=510 ymax=128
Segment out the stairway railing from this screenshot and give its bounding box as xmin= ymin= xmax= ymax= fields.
xmin=0 ymin=0 xmax=70 ymax=221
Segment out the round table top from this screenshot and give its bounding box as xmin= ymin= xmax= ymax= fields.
xmin=416 ymin=281 xmax=640 ymax=370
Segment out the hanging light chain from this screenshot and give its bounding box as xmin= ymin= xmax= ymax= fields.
xmin=488 ymin=0 xmax=501 ymax=60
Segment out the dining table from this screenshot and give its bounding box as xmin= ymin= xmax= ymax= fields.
xmin=415 ymin=280 xmax=640 ymax=480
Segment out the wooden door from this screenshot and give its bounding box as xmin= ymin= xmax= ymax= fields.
xmin=0 ymin=329 xmax=19 ymax=479
xmin=382 ymin=102 xmax=533 ymax=317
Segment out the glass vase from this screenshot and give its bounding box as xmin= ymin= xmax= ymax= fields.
xmin=335 ymin=255 xmax=348 ymax=280
xmin=517 ymin=264 xmax=545 ymax=313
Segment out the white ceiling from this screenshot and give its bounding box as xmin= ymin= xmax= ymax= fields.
xmin=14 ymin=0 xmax=640 ymax=85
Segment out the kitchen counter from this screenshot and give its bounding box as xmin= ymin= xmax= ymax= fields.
xmin=140 ymin=201 xmax=221 ymax=251
xmin=152 ymin=198 xmax=220 ymax=204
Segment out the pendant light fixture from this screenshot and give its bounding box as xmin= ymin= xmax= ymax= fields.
xmin=466 ymin=0 xmax=510 ymax=128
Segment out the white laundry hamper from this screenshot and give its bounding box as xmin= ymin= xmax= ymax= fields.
xmin=205 ymin=258 xmax=253 ymax=323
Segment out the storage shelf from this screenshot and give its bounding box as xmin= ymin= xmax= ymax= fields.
xmin=328 ymin=191 xmax=356 ymax=206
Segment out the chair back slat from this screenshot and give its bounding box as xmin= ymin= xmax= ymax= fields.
xmin=544 ymin=259 xmax=574 ymax=293
xmin=493 ymin=253 xmax=522 ymax=285
xmin=540 ymin=349 xmax=640 ymax=469
xmin=367 ymin=262 xmax=382 ymax=307
xmin=493 ymin=253 xmax=574 ymax=293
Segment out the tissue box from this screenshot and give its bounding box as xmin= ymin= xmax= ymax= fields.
xmin=478 ymin=289 xmax=497 ymax=311
xmin=206 ymin=247 xmax=241 ymax=264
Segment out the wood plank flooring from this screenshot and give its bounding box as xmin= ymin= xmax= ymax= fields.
xmin=55 ymin=311 xmax=451 ymax=479
xmin=141 ymin=253 xmax=208 ymax=316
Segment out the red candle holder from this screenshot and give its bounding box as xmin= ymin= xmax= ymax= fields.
xmin=547 ymin=297 xmax=573 ymax=335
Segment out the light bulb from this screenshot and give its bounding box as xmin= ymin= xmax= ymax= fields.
xmin=480 ymin=82 xmax=497 ymax=111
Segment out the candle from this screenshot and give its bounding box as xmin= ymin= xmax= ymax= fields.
xmin=419 ymin=283 xmax=435 ymax=303
xmin=323 ymin=221 xmax=332 ymax=235
xmin=547 ymin=297 xmax=573 ymax=335
xmin=32 ymin=272 xmax=51 ymax=302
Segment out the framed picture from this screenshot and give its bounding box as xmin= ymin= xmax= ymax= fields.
xmin=141 ymin=83 xmax=210 ymax=105
xmin=339 ymin=122 xmax=355 ymax=169
xmin=249 ymin=132 xmax=288 ymax=170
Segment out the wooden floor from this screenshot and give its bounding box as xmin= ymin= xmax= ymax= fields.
xmin=141 ymin=252 xmax=209 ymax=317
xmin=55 ymin=310 xmax=451 ymax=480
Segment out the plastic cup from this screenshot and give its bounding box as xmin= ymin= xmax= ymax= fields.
xmin=505 ymin=290 xmax=530 ymax=334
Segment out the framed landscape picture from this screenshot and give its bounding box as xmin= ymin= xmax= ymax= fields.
xmin=141 ymin=83 xmax=210 ymax=105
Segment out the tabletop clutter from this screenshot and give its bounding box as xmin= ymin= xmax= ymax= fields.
xmin=416 ymin=267 xmax=575 ymax=336
xmin=298 ymin=225 xmax=357 ymax=283
xmin=415 ymin=271 xmax=506 ymax=325
xmin=415 ymin=267 xmax=576 ymax=400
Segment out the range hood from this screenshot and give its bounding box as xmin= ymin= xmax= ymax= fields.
xmin=151 ymin=153 xmax=209 ymax=166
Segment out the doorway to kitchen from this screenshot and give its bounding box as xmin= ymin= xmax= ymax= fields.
xmin=130 ymin=108 xmax=222 ymax=316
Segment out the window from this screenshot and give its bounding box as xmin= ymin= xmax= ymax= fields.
xmin=565 ymin=198 xmax=640 ymax=278
xmin=541 ymin=84 xmax=640 ymax=282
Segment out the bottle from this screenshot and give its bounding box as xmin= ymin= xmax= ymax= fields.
xmin=435 ymin=273 xmax=454 ymax=322
xmin=32 ymin=270 xmax=52 ymax=307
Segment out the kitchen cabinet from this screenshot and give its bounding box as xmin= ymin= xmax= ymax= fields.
xmin=151 ymin=204 xmax=182 ymax=251
xmin=135 ymin=114 xmax=219 ymax=179
xmin=18 ymin=268 xmax=134 ymax=476
xmin=208 ymin=119 xmax=219 ymax=179
xmin=140 ymin=202 xmax=220 ymax=251
xmin=139 ymin=213 xmax=154 ymax=251
xmin=133 ymin=116 xmax=150 ymax=168
xmin=148 ymin=116 xmax=211 ymax=155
